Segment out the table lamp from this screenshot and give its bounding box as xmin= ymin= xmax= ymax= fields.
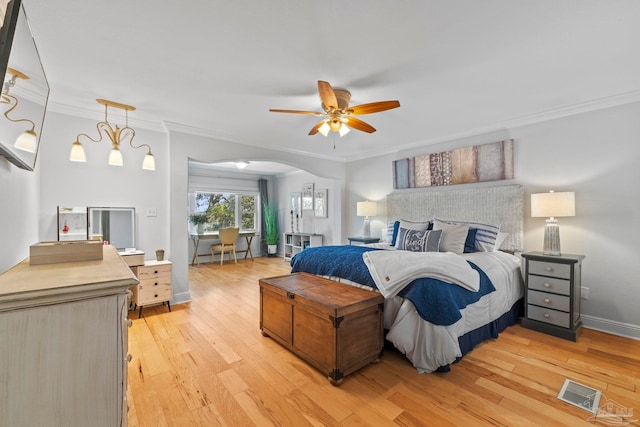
xmin=357 ymin=201 xmax=377 ymax=237
xmin=531 ymin=191 xmax=575 ymax=256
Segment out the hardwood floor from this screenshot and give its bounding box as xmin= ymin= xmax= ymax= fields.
xmin=127 ymin=257 xmax=640 ymax=426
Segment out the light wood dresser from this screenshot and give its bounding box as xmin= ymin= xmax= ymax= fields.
xmin=0 ymin=245 xmax=138 ymax=427
xmin=130 ymin=260 xmax=172 ymax=318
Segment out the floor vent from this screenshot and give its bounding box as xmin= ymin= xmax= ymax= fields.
xmin=557 ymin=379 xmax=601 ymax=413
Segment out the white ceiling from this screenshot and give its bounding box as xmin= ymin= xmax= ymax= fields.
xmin=22 ymin=0 xmax=640 ymax=163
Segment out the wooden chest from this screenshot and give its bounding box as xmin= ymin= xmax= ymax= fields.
xmin=259 ymin=272 xmax=384 ymax=385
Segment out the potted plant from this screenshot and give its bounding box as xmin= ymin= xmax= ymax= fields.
xmin=263 ymin=202 xmax=279 ymax=256
xmin=189 ymin=212 xmax=209 ymax=234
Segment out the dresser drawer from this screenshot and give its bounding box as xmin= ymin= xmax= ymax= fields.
xmin=527 ymin=290 xmax=570 ymax=312
xmin=528 ymin=274 xmax=570 ymax=296
xmin=528 ymin=260 xmax=570 ymax=279
xmin=527 ymin=304 xmax=570 ymax=328
xmin=135 ymin=264 xmax=171 ymax=280
xmin=137 ymin=283 xmax=172 ymax=306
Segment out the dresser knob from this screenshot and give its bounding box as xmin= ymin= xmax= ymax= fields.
xmin=544 ymin=298 xmax=551 ymax=304
xmin=154 ymin=294 xmax=158 ymax=298
xmin=154 ymin=270 xmax=159 ymax=274
xmin=545 ymin=267 xmax=553 ymax=272
xmin=126 ymin=354 xmax=132 ymax=363
xmin=544 ymin=283 xmax=551 ymax=288
xmin=154 ymin=282 xmax=158 ymax=286
xmin=127 ymin=319 xmax=133 ymax=327
xmin=543 ymin=313 xmax=550 ymax=319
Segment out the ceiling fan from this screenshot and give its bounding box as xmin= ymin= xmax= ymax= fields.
xmin=269 ymin=81 xmax=400 ymax=137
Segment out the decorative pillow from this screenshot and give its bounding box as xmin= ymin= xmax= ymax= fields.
xmin=463 ymin=228 xmax=478 ymax=253
xmin=388 ymin=221 xmax=400 ymax=246
xmin=399 ymin=219 xmax=431 ymax=231
xmin=492 ymin=232 xmax=509 ymax=251
xmin=434 ymin=217 xmax=501 ymax=252
xmin=432 ymin=220 xmax=469 ymax=254
xmin=396 ymin=228 xmax=442 ymax=252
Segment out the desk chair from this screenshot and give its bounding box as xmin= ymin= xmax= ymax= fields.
xmin=211 ymin=227 xmax=239 ymax=265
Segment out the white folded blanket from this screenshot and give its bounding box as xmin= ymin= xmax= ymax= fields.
xmin=362 ymin=251 xmax=480 ymax=298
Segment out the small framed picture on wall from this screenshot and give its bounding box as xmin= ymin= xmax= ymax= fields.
xmin=314 ymin=189 xmax=328 ymax=218
xmin=302 ymin=183 xmax=314 ymax=211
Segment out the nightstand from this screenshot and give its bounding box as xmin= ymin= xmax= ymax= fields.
xmin=347 ymin=236 xmax=380 ymax=245
xmin=521 ymin=252 xmax=585 ymax=341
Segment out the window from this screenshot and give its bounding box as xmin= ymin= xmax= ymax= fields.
xmin=190 ymin=192 xmax=259 ymax=232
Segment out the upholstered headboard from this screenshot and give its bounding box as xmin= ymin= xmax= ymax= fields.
xmin=386 ymin=184 xmax=524 ymax=252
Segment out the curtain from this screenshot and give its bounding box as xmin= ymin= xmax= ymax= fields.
xmin=258 ymin=178 xmax=268 ymax=255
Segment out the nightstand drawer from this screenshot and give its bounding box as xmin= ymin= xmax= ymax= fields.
xmin=528 ymin=260 xmax=570 ymax=279
xmin=527 ymin=305 xmax=570 ymax=328
xmin=137 ymin=283 xmax=171 ymax=305
xmin=528 ymin=275 xmax=570 ymax=296
xmin=135 ymin=264 xmax=171 ymax=280
xmin=527 ymin=290 xmax=570 ymax=312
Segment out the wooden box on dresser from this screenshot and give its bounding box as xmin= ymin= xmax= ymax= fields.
xmin=130 ymin=259 xmax=172 ymax=318
xmin=259 ymin=272 xmax=384 ymax=385
xmin=522 ymin=252 xmax=585 ymax=341
xmin=0 ymin=245 xmax=138 ymax=427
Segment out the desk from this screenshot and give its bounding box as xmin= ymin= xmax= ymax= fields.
xmin=190 ymin=231 xmax=255 ymax=265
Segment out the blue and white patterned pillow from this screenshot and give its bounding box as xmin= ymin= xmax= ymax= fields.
xmin=396 ymin=228 xmax=442 ymax=252
xmin=434 ymin=217 xmax=500 ymax=251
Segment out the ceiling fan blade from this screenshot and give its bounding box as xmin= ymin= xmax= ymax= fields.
xmin=269 ymin=109 xmax=323 ymax=115
xmin=317 ymin=81 xmax=338 ymax=111
xmin=308 ymin=121 xmax=325 ymax=135
xmin=349 ymin=100 xmax=400 ymax=115
xmin=345 ymin=117 xmax=376 ymax=133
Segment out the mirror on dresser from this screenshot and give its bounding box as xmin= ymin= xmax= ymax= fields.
xmin=88 ymin=207 xmax=135 ymax=250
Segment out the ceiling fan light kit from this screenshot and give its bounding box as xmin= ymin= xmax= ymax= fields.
xmin=270 ymin=80 xmax=399 ymax=141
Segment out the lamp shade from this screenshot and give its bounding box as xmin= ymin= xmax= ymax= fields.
xmin=357 ymin=201 xmax=377 ymax=217
xmin=531 ymin=191 xmax=575 ymax=218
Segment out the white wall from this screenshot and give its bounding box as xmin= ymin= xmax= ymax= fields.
xmin=345 ymin=101 xmax=640 ymax=338
xmin=0 ymin=149 xmax=40 ymax=273
xmin=37 ymin=111 xmax=170 ymax=258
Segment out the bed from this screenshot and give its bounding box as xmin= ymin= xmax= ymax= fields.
xmin=290 ymin=184 xmax=524 ymax=373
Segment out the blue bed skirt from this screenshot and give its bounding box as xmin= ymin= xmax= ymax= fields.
xmin=436 ymin=297 xmax=524 ymax=372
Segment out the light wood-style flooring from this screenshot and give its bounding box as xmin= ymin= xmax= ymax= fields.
xmin=127 ymin=257 xmax=640 ymax=426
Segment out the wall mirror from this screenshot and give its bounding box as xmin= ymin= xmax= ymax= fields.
xmin=88 ymin=207 xmax=135 ymax=250
xmin=290 ymin=192 xmax=301 ymax=216
xmin=0 ymin=0 xmax=49 ymax=170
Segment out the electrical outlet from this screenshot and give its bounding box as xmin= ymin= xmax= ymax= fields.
xmin=146 ymin=208 xmax=157 ymax=217
xmin=581 ymin=286 xmax=589 ymax=300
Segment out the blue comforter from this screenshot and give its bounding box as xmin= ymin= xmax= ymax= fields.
xmin=290 ymin=245 xmax=495 ymax=326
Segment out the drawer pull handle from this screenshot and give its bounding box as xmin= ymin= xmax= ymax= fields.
xmin=287 ymin=292 xmax=295 ymax=299
xmin=154 ymin=270 xmax=159 ymax=274
xmin=544 ymin=298 xmax=551 ymax=304
xmin=544 ymin=283 xmax=551 ymax=288
xmin=545 ymin=267 xmax=553 ymax=272
xmin=544 ymin=313 xmax=550 ymax=319
xmin=154 ymin=282 xmax=158 ymax=286
xmin=154 ymin=294 xmax=158 ymax=298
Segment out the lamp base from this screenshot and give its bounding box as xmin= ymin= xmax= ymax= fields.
xmin=362 ymin=217 xmax=371 ymax=238
xmin=543 ymin=220 xmax=561 ymax=256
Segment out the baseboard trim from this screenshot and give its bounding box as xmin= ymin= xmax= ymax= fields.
xmin=171 ymin=291 xmax=192 ymax=306
xmin=582 ymin=314 xmax=640 ymax=341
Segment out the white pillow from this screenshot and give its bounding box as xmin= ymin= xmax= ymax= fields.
xmin=434 ymin=217 xmax=501 ymax=252
xmin=432 ymin=220 xmax=469 ymax=254
xmin=493 ymin=232 xmax=509 ymax=251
